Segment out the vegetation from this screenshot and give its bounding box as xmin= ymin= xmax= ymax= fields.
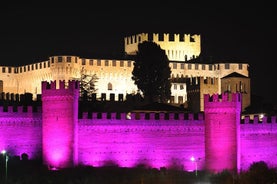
xmin=132 ymin=41 xmax=171 ymax=103
xmin=1 ymin=158 xmax=277 ymax=184
xmin=71 ymin=67 xmax=98 ymax=101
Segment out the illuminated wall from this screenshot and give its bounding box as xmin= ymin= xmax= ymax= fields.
xmin=0 ymin=106 xmax=42 ymax=159
xmin=41 ymin=80 xmax=79 ymax=169
xmin=0 ymin=83 xmax=276 ymax=173
xmin=78 ymin=112 xmax=205 ymax=170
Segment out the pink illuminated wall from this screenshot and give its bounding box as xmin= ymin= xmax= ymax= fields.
xmin=1 ymin=83 xmax=277 ymax=173
xmin=78 ymin=112 xmax=205 ymax=171
xmin=240 ymin=116 xmax=277 ymax=171
xmin=0 ymin=106 xmax=42 ymax=159
xmin=41 ymin=80 xmax=79 ymax=169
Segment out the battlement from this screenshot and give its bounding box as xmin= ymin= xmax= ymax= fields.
xmin=80 ymin=111 xmax=204 ymax=121
xmin=241 ymin=115 xmax=277 ymax=124
xmin=152 ymin=33 xmax=200 ymax=43
xmin=42 ymin=80 xmax=80 ymax=90
xmin=204 ymin=92 xmax=241 ymax=103
xmin=0 ymin=105 xmax=41 ymax=113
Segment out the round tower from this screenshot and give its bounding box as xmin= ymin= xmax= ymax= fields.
xmin=204 ymin=93 xmax=241 ymax=173
xmin=41 ymin=80 xmax=79 ymax=169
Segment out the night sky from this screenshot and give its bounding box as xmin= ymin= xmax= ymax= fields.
xmin=0 ymin=3 xmax=276 ymax=104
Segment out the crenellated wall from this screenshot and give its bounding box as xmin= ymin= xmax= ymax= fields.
xmin=0 ymin=105 xmax=42 ymax=160
xmin=240 ymin=116 xmax=277 ymax=171
xmin=0 ymin=84 xmax=276 ymax=173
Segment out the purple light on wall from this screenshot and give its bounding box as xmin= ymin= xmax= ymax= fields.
xmin=78 ymin=119 xmax=205 ymax=171
xmin=42 ymin=80 xmax=79 ymax=169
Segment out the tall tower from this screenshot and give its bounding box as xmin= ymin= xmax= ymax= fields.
xmin=41 ymin=80 xmax=79 ymax=169
xmin=204 ymin=93 xmax=241 ymax=173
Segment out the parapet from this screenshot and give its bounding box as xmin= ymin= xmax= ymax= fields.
xmin=42 ymin=80 xmax=80 ymax=91
xmin=204 ymin=92 xmax=241 ymax=103
xmin=80 ymin=112 xmax=204 ymax=121
xmin=241 ymin=115 xmax=277 ymax=124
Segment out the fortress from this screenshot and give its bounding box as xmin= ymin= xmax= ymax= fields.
xmin=0 ymin=33 xmax=250 ymax=112
xmin=0 ymin=33 xmax=268 ymax=173
xmin=0 ymin=80 xmax=276 ymax=174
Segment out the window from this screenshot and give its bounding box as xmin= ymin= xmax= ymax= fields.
xmin=82 ymin=59 xmax=86 ymax=65
xmin=188 ymin=64 xmax=192 ymax=70
xmin=173 ymin=63 xmax=177 ymax=69
xmin=202 ymin=64 xmax=205 ymax=70
xmin=2 ymin=67 xmax=5 ymax=73
xmin=35 ymin=64 xmax=38 ymax=69
xmin=112 ymin=60 xmax=116 ymax=66
xmin=127 ymin=61 xmax=131 ymax=67
xmin=51 ymin=57 xmax=54 ymax=63
xmin=180 ymin=63 xmax=184 ymax=69
xmin=209 ymin=64 xmax=213 ymax=70
xmin=174 ymin=84 xmax=177 ymax=90
xmin=58 ymin=56 xmax=63 ymax=62
xmin=44 ymin=62 xmax=46 ymax=68
xmin=239 ymin=64 xmax=243 ymax=70
xmin=31 ymin=65 xmax=34 ymax=70
xmin=195 ymin=64 xmax=198 ymax=70
xmin=225 ymin=63 xmax=230 ymax=69
xmin=89 ymin=60 xmax=93 ymax=65
xmin=66 ymin=56 xmax=71 ymax=63
xmin=180 ymin=84 xmax=184 ymax=90
xmin=105 ymin=60 xmax=109 ymax=66
xmin=108 ymin=83 xmax=112 ymax=90
xmin=120 ymin=61 xmax=124 ymax=67
xmin=97 ymin=60 xmax=101 ymax=66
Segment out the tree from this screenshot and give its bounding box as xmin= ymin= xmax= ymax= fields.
xmin=132 ymin=41 xmax=171 ymax=103
xmin=72 ymin=67 xmax=98 ymax=100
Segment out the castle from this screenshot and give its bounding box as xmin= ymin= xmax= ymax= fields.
xmin=0 ymin=33 xmax=266 ymax=173
xmin=0 ymin=80 xmax=276 ymax=174
xmin=0 ymin=33 xmax=250 ymax=112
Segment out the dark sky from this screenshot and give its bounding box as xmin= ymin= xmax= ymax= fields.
xmin=0 ymin=3 xmax=276 ymax=104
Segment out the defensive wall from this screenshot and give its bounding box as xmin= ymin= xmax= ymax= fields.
xmin=0 ymin=80 xmax=276 ymax=173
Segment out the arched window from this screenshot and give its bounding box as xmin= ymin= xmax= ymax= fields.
xmin=108 ymin=82 xmax=112 ymax=90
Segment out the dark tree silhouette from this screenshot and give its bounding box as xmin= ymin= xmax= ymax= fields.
xmin=132 ymin=41 xmax=171 ymax=103
xmin=72 ymin=67 xmax=98 ymax=101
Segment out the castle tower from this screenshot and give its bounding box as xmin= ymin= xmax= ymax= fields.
xmin=41 ymin=80 xmax=79 ymax=169
xmin=204 ymin=93 xmax=241 ymax=173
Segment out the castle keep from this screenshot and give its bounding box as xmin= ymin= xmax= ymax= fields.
xmin=0 ymin=80 xmax=276 ymax=173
